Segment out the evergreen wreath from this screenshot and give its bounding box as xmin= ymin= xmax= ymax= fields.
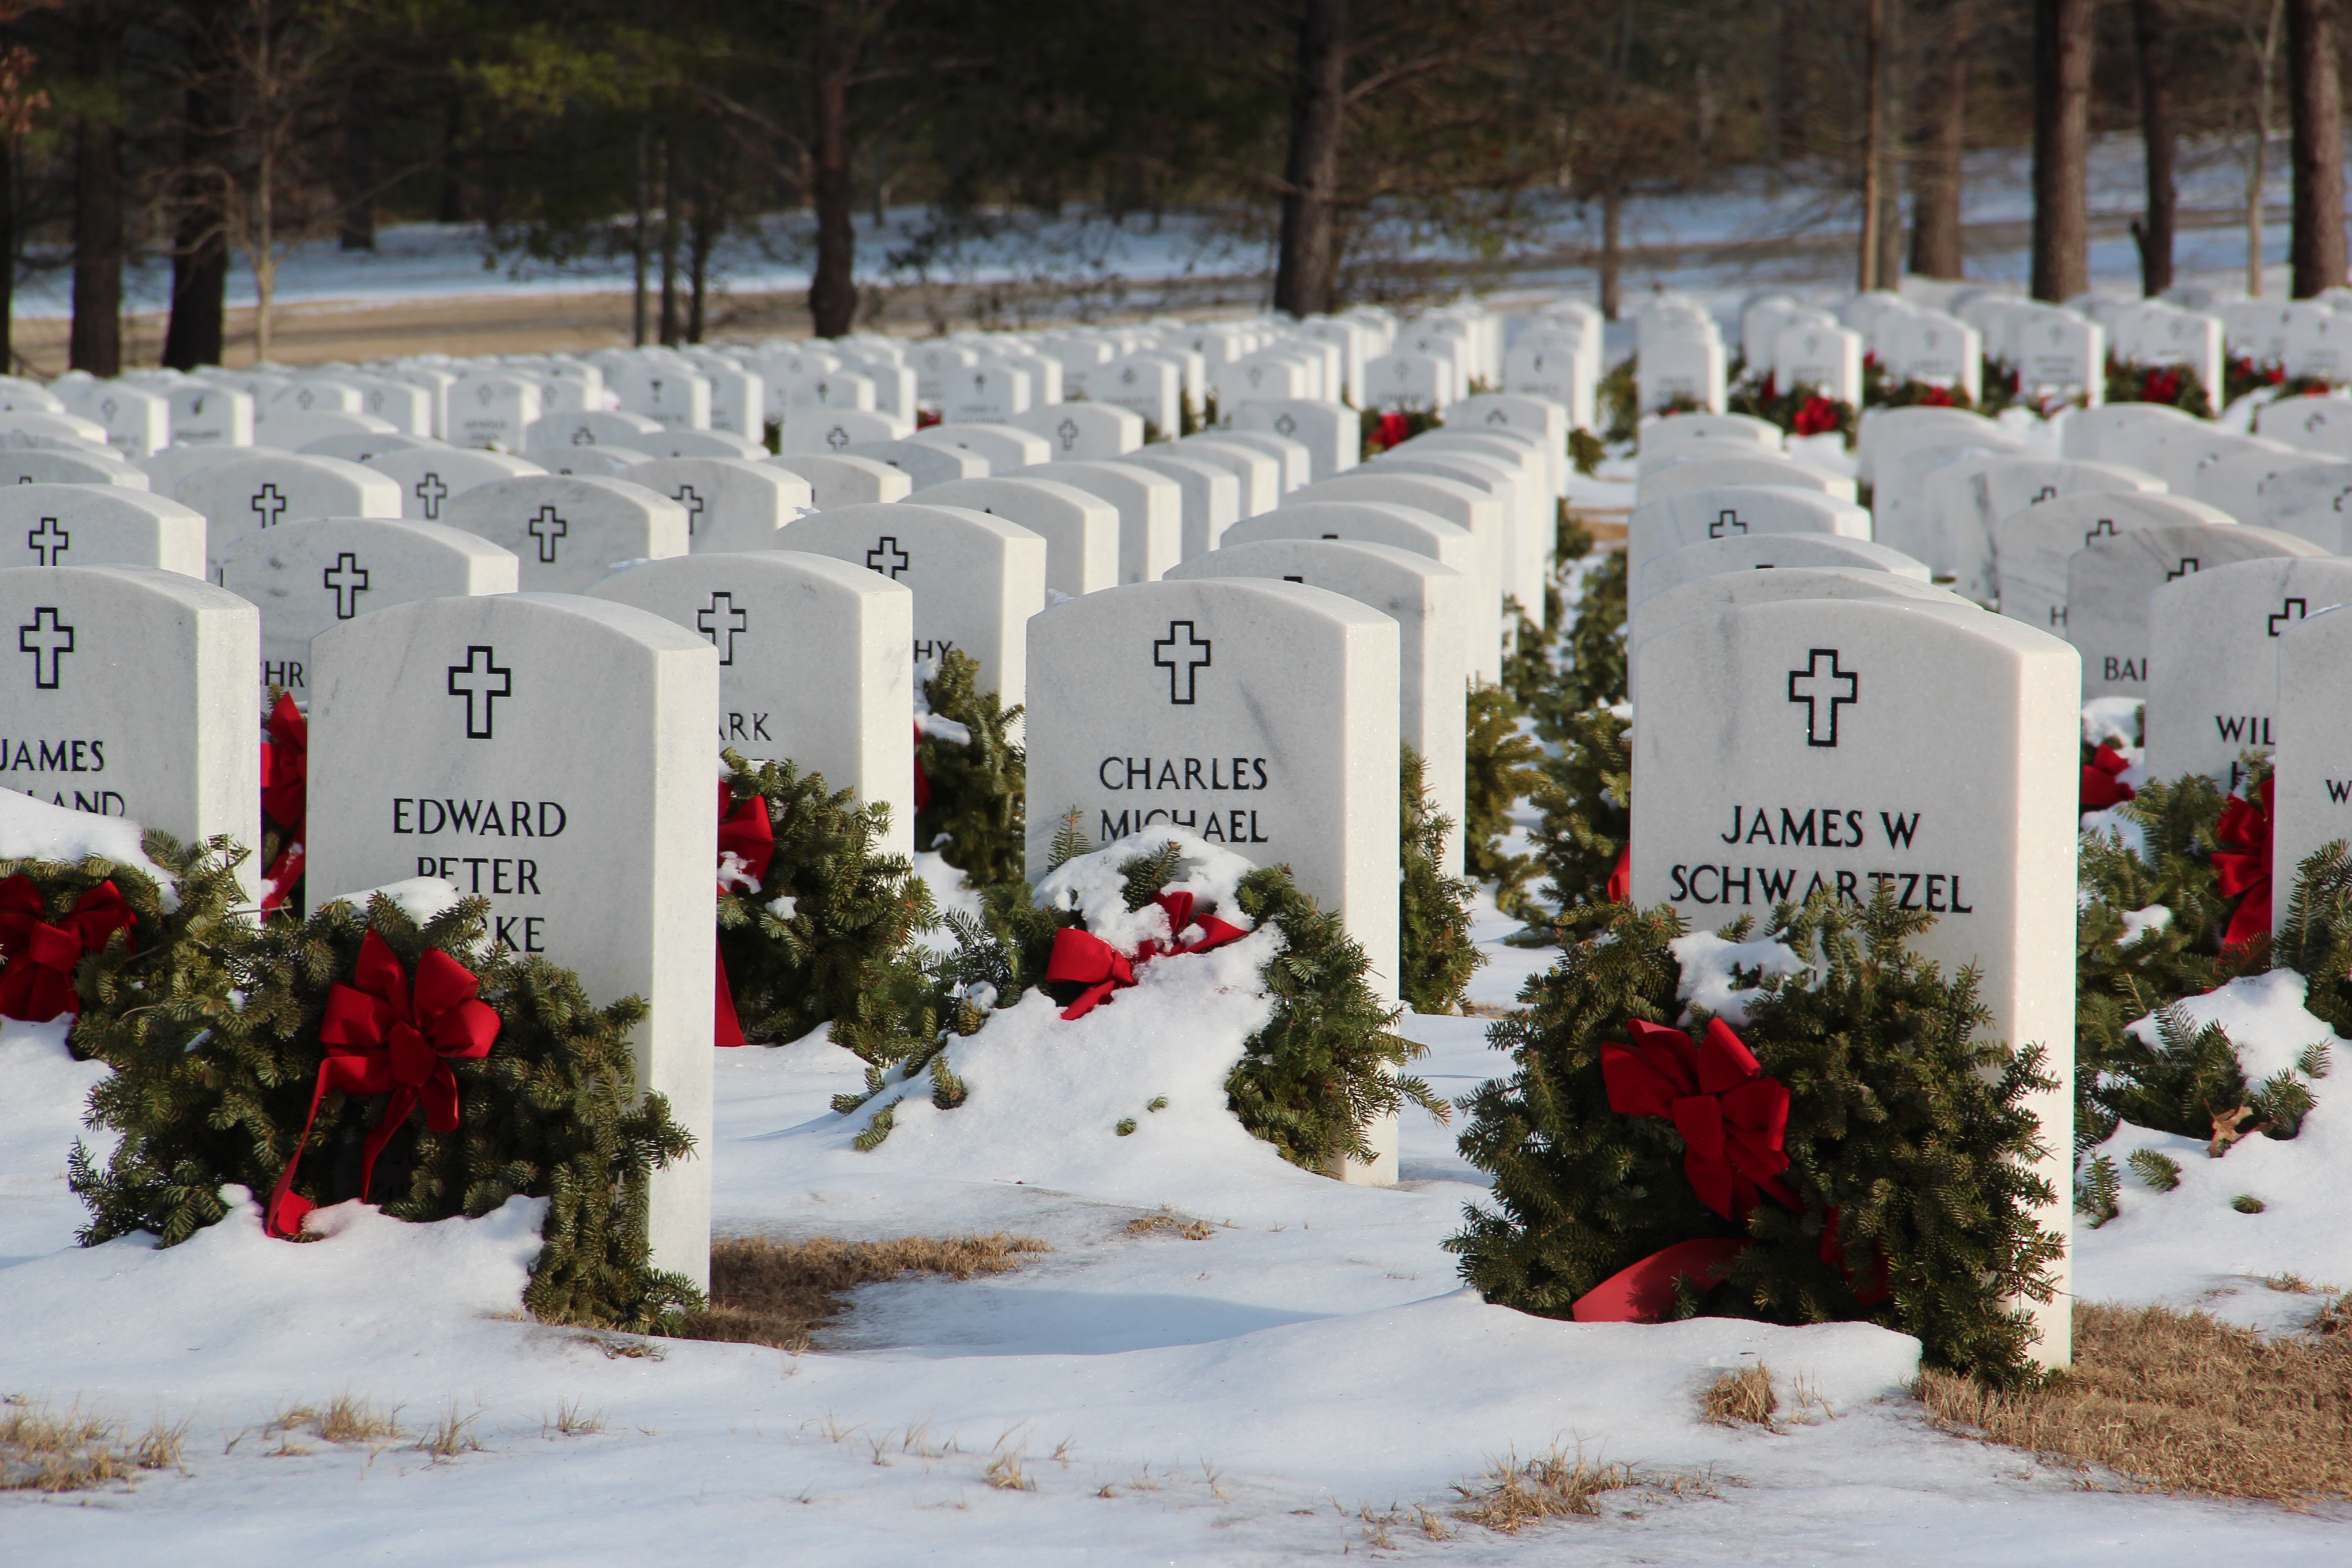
xmin=0 ymin=829 xmax=227 ymax=1043
xmin=914 ymin=649 xmax=1026 ymax=889
xmin=1464 ymin=682 xmax=1541 ymax=909
xmin=715 ymin=749 xmax=936 ymax=1052
xmin=1450 ymin=889 xmax=2065 ymax=1386
xmin=71 ymin=888 xmax=701 ymax=1331
xmin=2104 ymin=357 xmax=2217 ymax=419
xmin=1401 ymin=744 xmax=1480 ymax=1014
xmin=1522 ymin=702 xmax=1632 ymax=941
xmin=1556 ymin=546 xmax=1627 ymax=720
xmin=844 ymin=831 xmax=1446 ymax=1175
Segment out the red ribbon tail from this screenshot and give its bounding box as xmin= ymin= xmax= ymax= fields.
xmin=1058 ymin=981 xmax=1122 ymax=1022
xmin=715 ymin=945 xmax=746 ymax=1047
xmin=1571 ymin=1239 xmax=1750 ymax=1323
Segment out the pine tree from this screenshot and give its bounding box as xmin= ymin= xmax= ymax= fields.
xmin=915 ymin=650 xmax=1026 ymax=887
xmin=1465 ymin=682 xmax=1541 ymax=907
xmin=1450 ymin=888 xmax=2065 ymax=1386
xmin=1523 ymin=703 xmax=1631 ymax=938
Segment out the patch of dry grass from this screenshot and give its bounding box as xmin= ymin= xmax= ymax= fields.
xmin=1124 ymin=1207 xmax=1215 ymax=1241
xmin=1451 ymin=1446 xmax=1639 ymax=1531
xmin=314 ymin=1394 xmax=402 ymax=1446
xmin=674 ymin=1233 xmax=1051 ymax=1353
xmin=1 ymin=1401 xmax=187 ymax=1492
xmin=1701 ymin=1364 xmax=1778 ymax=1429
xmin=1918 ymin=1301 xmax=2352 ymax=1504
xmin=414 ymin=1403 xmax=485 ymax=1461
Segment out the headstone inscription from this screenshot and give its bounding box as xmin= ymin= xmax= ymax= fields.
xmin=0 ymin=485 xmax=206 ymax=576
xmin=1633 ymin=532 xmax=1933 ymax=610
xmin=1007 ymin=402 xmax=1143 ymax=461
xmin=446 ymin=374 xmax=544 ymax=451
xmin=1990 ymin=492 xmax=2234 ymax=634
xmin=306 ymin=593 xmax=718 ymax=1288
xmin=0 ymin=565 xmax=262 ymax=899
xmin=587 ymin=551 xmax=916 ymax=860
xmin=1631 ymin=598 xmax=2078 ymax=1367
xmin=2067 ymin=523 xmax=2323 ymax=698
xmin=1025 ymin=577 xmax=1403 ymax=1184
xmin=1625 ymin=566 xmax=1974 ymax=708
xmin=177 ymin=453 xmax=404 ymax=568
xmin=163 ymin=381 xmax=256 ymax=447
xmin=1167 ymin=538 xmax=1469 ymax=874
xmin=440 ymin=475 xmax=691 ymax=593
xmin=1093 ymin=354 xmax=1184 ymax=437
xmin=1920 ymin=455 xmax=2168 ymax=606
xmin=215 ymin=517 xmax=520 ymax=702
xmin=2144 ymin=557 xmax=2352 ymax=789
xmin=619 ymin=457 xmax=813 ymax=553
xmin=779 ymin=502 xmax=1047 ymax=708
xmin=906 ymin=477 xmax=1121 ymax=598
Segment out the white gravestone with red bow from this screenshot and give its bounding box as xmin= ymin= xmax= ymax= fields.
xmin=1631 ymin=598 xmax=2078 ymax=1367
xmin=588 ymin=551 xmax=916 ymax=859
xmin=1025 ymin=577 xmax=1401 ymax=1179
xmin=216 ymin=517 xmax=519 ymax=702
xmin=305 ymin=592 xmax=719 ymax=1288
xmin=0 ymin=564 xmax=260 ymax=896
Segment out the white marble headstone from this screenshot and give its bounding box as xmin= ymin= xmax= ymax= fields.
xmin=2067 ymin=523 xmax=2322 ymax=698
xmin=441 ymin=475 xmax=690 ymax=593
xmin=906 ymin=477 xmax=1120 ymax=598
xmin=1039 ymin=461 xmax=1183 ymax=585
xmin=779 ymin=502 xmax=1047 ymax=707
xmin=306 ymin=593 xmax=717 ymax=1288
xmin=1122 ymin=452 xmax=1241 ymax=560
xmin=1008 ymin=403 xmax=1143 ymax=461
xmin=178 ymin=453 xmax=402 ymax=566
xmin=1633 ymin=532 xmax=1932 ymax=610
xmin=0 ymin=485 xmax=205 ymax=577
xmin=841 ymin=439 xmax=988 ymax=491
xmin=216 ymin=517 xmax=519 ymax=702
xmin=1228 ymin=399 xmax=1359 ymax=483
xmin=587 ymin=551 xmax=915 ymax=858
xmin=1991 ymin=491 xmax=2233 ymax=636
xmin=1224 ymin=499 xmax=1497 ymax=683
xmin=621 ymin=457 xmax=812 ymax=553
xmin=0 ymin=565 xmax=260 ymax=892
xmin=2146 ymin=556 xmax=2352 ymax=789
xmin=764 ymin=453 xmax=913 ymax=511
xmin=1632 ymin=598 xmax=2078 ymax=1367
xmin=362 ymin=446 xmax=546 ymax=523
xmin=1627 ymin=485 xmax=1872 ymax=591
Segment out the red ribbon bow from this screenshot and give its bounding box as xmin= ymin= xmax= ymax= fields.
xmin=260 ymin=693 xmax=308 ymax=913
xmin=1605 ymin=845 xmax=1630 ymax=904
xmin=1601 ymin=1018 xmax=1797 ymax=1222
xmin=1045 ymin=890 xmax=1249 ymax=1021
xmin=2080 ymin=741 xmax=2136 ymax=811
xmin=713 ymin=784 xmax=778 ymax=1049
xmin=1791 ymin=394 xmax=1841 ymax=437
xmin=265 ymin=930 xmax=499 ymax=1239
xmin=2213 ymin=777 xmax=2274 ymax=949
xmin=0 ymin=876 xmax=133 ymax=1022
xmin=1369 ymin=412 xmax=1411 ymax=453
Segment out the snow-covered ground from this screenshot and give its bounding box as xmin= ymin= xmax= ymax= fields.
xmin=7 ymin=827 xmax=2352 ymax=1559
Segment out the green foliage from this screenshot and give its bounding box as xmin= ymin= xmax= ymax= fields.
xmin=1557 ymin=546 xmax=1628 ymax=719
xmin=2232 ymin=1193 xmax=2267 ymax=1213
xmin=1523 ymin=704 xmax=1631 ymax=939
xmin=1567 ymin=429 xmax=1605 ymax=478
xmin=1222 ymin=865 xmax=1446 ymax=1175
xmin=2104 ymin=359 xmax=2217 ymax=419
xmin=1599 ymin=357 xmax=1639 ymax=444
xmin=916 ymin=650 xmax=1026 ymax=888
xmin=1727 ymin=377 xmax=1858 ymax=446
xmin=2075 ymin=1152 xmax=2120 ymax=1226
xmin=1360 ymin=406 xmax=1440 ymax=457
xmin=2274 ymin=839 xmax=2352 ymax=1039
xmin=73 ymin=889 xmax=700 ymax=1331
xmin=1465 ymin=682 xmax=1541 ymax=906
xmin=2127 ymin=1147 xmax=2183 ymax=1193
xmin=1450 ymin=889 xmax=2065 ymax=1385
xmin=2094 ymin=1004 xmax=2325 ymax=1148
xmin=1401 ymin=745 xmax=1480 ymax=1014
xmin=716 ymin=750 xmax=935 ymax=1051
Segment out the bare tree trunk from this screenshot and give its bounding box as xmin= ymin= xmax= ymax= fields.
xmin=1273 ymin=0 xmax=1348 ymax=316
xmin=436 ymin=92 xmax=466 ymax=224
xmin=687 ymin=191 xmax=715 ymax=344
xmin=252 ymin=139 xmax=276 ymax=365
xmin=2031 ymin=0 xmax=2093 ymax=302
xmin=340 ymin=110 xmax=374 ymax=250
xmin=2288 ymin=0 xmax=2347 ymax=296
xmin=2250 ymin=0 xmax=2284 ymax=295
xmin=69 ymin=5 xmax=123 ymax=376
xmin=1859 ymin=0 xmax=1885 ymax=291
xmin=657 ymin=131 xmax=681 ymax=346
xmin=806 ymin=0 xmax=860 ymax=338
xmin=1598 ymin=184 xmax=1622 ymax=320
xmin=632 ymin=120 xmax=649 ymax=347
xmin=1876 ymin=0 xmax=1908 ymax=289
xmin=2131 ymin=0 xmax=2176 ymax=296
xmin=1909 ymin=0 xmax=1970 ymax=277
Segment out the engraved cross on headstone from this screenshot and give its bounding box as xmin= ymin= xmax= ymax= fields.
xmin=252 ymin=484 xmax=289 ymax=529
xmin=414 ymin=472 xmax=449 ymax=520
xmin=673 ymin=485 xmax=704 ymax=536
xmin=2167 ymin=557 xmax=2201 ymax=581
xmin=866 ymin=536 xmax=910 ymax=578
xmin=825 ymin=424 xmax=850 ymax=451
xmin=2084 ymin=517 xmax=2118 ymax=547
xmin=18 ymin=606 xmax=73 ymax=689
xmin=697 ymin=591 xmax=749 ymax=665
xmin=1153 ymin=619 xmax=1213 ymax=705
xmin=1056 ymin=418 xmax=1079 ymax=451
xmin=527 ymin=504 xmax=568 ymax=564
xmin=446 ymin=644 xmax=512 ymax=740
xmin=2270 ymin=596 xmax=2310 ymax=637
xmin=1786 ymin=647 xmax=1859 ymax=748
xmin=26 ymin=517 xmax=67 ymax=566
xmin=1710 ymin=509 xmax=1748 ymax=540
xmin=323 ymin=552 xmax=371 ymax=620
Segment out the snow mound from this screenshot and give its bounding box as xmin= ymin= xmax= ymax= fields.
xmin=2125 ymin=968 xmax=2336 ymax=1085
xmin=0 ymin=1019 xmax=108 ymax=1266
xmin=824 ymin=831 xmax=1307 ymax=1207
xmin=1671 ymin=927 xmax=1814 ymax=1026
xmin=0 ymin=790 xmax=177 ymax=906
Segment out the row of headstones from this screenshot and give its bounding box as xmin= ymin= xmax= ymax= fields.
xmin=1 ymin=534 xmax=1529 ymax=1275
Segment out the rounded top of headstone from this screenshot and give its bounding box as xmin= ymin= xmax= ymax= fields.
xmin=588 ymin=547 xmax=912 ymax=604
xmin=1636 ymin=531 xmax=1931 ymax=608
